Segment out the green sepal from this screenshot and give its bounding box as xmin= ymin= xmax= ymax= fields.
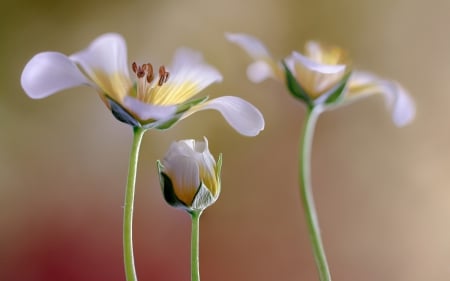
xmin=322 ymin=71 xmax=352 ymax=106
xmin=282 ymin=61 xmax=314 ymax=109
xmin=156 ymin=161 xmax=188 ymax=209
xmin=191 ymin=183 xmax=215 ymax=211
xmin=154 ymin=96 xmax=209 ymax=130
xmin=176 ymin=96 xmax=209 ymax=114
xmin=107 ymin=96 xmax=141 ymax=127
xmin=215 ymin=153 xmax=223 ymax=195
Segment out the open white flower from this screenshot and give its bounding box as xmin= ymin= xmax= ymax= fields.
xmin=226 ymin=32 xmax=415 ymax=126
xmin=21 ymin=33 xmax=264 ymax=136
xmin=157 ymin=137 xmax=221 ymax=211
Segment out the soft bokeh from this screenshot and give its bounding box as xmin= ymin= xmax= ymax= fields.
xmin=1 ymin=0 xmax=449 ymax=280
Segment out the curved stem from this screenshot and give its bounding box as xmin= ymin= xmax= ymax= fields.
xmin=299 ymin=107 xmax=331 ymax=281
xmin=190 ymin=210 xmax=203 ymax=281
xmin=123 ymin=126 xmax=146 ymax=281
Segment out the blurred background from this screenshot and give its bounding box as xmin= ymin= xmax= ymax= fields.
xmin=1 ymin=0 xmax=449 ymax=280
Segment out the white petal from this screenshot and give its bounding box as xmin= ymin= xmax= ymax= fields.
xmin=380 ymin=81 xmax=416 ymax=127
xmin=168 ymin=47 xmax=223 ymax=91
xmin=182 ymin=96 xmax=265 ymax=136
xmin=123 ymin=96 xmax=177 ymax=121
xmin=21 ymin=52 xmax=90 ymax=99
xmin=70 ymin=33 xmax=130 ymax=78
xmin=247 ymin=61 xmax=274 ymax=83
xmin=289 ymin=51 xmax=346 ymax=74
xmin=225 ymin=32 xmax=272 ymax=60
xmin=163 ymin=154 xmax=200 ymax=204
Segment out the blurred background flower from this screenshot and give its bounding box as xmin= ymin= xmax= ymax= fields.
xmin=1 ymin=0 xmax=449 ymax=281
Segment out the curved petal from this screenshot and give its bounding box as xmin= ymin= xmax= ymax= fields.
xmin=182 ymin=96 xmax=265 ymax=137
xmin=123 ymin=96 xmax=178 ymax=121
xmin=290 ymin=51 xmax=346 ymax=74
xmin=346 ymin=71 xmax=382 ymax=99
xmin=163 ymin=154 xmax=200 ymax=205
xmin=380 ymin=81 xmax=416 ymax=127
xmin=226 ymin=32 xmax=281 ymax=81
xmin=225 ymin=32 xmax=272 ymax=60
xmin=346 ymin=71 xmax=415 ymax=127
xmin=288 ymin=51 xmax=347 ymax=97
xmin=69 ymin=33 xmax=132 ymax=101
xmin=70 ymin=33 xmax=130 ymax=77
xmin=21 ymin=52 xmax=91 ymax=99
xmin=305 ymin=41 xmax=347 ymax=65
xmin=148 ymin=47 xmax=223 ymax=105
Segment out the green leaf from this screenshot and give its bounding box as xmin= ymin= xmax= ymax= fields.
xmin=323 ymin=71 xmax=352 ymax=105
xmin=282 ymin=61 xmax=314 ymax=109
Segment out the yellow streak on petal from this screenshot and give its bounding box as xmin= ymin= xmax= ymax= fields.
xmin=306 ymin=41 xmax=349 ymax=65
xmin=146 ymin=81 xmax=200 ymax=105
xmin=294 ymin=63 xmax=346 ymax=99
xmin=89 ymin=70 xmax=132 ymax=103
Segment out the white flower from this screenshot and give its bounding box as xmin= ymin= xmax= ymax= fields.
xmin=157 ymin=137 xmax=221 ymax=211
xmin=21 ymin=33 xmax=265 ymax=136
xmin=226 ymin=32 xmax=415 ymax=126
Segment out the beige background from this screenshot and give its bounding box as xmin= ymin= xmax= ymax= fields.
xmin=1 ymin=0 xmax=449 ymax=280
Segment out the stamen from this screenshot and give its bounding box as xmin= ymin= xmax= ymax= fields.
xmin=158 ymin=65 xmax=170 ymax=86
xmin=146 ymin=63 xmax=154 ymax=83
xmin=132 ymin=62 xmax=138 ymax=74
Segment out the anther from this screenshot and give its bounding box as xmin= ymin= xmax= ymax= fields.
xmin=132 ymin=62 xmax=138 ymax=74
xmin=158 ymin=65 xmax=170 ymax=86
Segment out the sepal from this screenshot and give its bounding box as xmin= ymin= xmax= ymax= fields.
xmin=321 ymin=71 xmax=352 ymax=106
xmin=282 ymin=61 xmax=314 ymax=109
xmin=107 ymin=96 xmax=141 ymax=127
xmin=191 ymin=183 xmax=215 ymax=211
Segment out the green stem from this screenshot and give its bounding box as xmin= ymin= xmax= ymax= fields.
xmin=190 ymin=210 xmax=203 ymax=281
xmin=123 ymin=126 xmax=146 ymax=281
xmin=299 ymin=107 xmax=331 ymax=281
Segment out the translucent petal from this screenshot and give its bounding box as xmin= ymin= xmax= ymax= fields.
xmin=21 ymin=52 xmax=90 ymax=99
xmin=123 ymin=96 xmax=178 ymax=121
xmin=225 ymin=32 xmax=272 ymax=60
xmin=247 ymin=61 xmax=274 ymax=83
xmin=226 ymin=32 xmax=281 ymax=81
xmin=70 ymin=33 xmax=130 ymax=78
xmin=149 ymin=47 xmax=222 ymax=105
xmin=380 ymin=81 xmax=416 ymax=127
xmin=346 ymin=71 xmax=415 ymax=127
xmin=68 ymin=33 xmax=132 ymax=101
xmin=288 ymin=51 xmax=347 ymax=97
xmin=183 ymin=96 xmax=265 ymax=136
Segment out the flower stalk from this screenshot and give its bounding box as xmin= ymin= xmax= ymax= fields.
xmin=123 ymin=126 xmax=146 ymax=281
xmin=298 ymin=106 xmax=331 ymax=281
xmin=190 ymin=210 xmax=203 ymax=281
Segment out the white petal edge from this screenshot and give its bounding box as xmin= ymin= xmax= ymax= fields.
xmin=168 ymin=47 xmax=223 ymax=91
xmin=225 ymin=32 xmax=272 ymax=60
xmin=289 ymin=51 xmax=346 ymax=74
xmin=70 ymin=33 xmax=130 ymax=78
xmin=123 ymin=96 xmax=178 ymax=121
xmin=21 ymin=52 xmax=91 ymax=99
xmin=182 ymin=96 xmax=265 ymax=136
xmin=380 ymin=81 xmax=416 ymax=127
